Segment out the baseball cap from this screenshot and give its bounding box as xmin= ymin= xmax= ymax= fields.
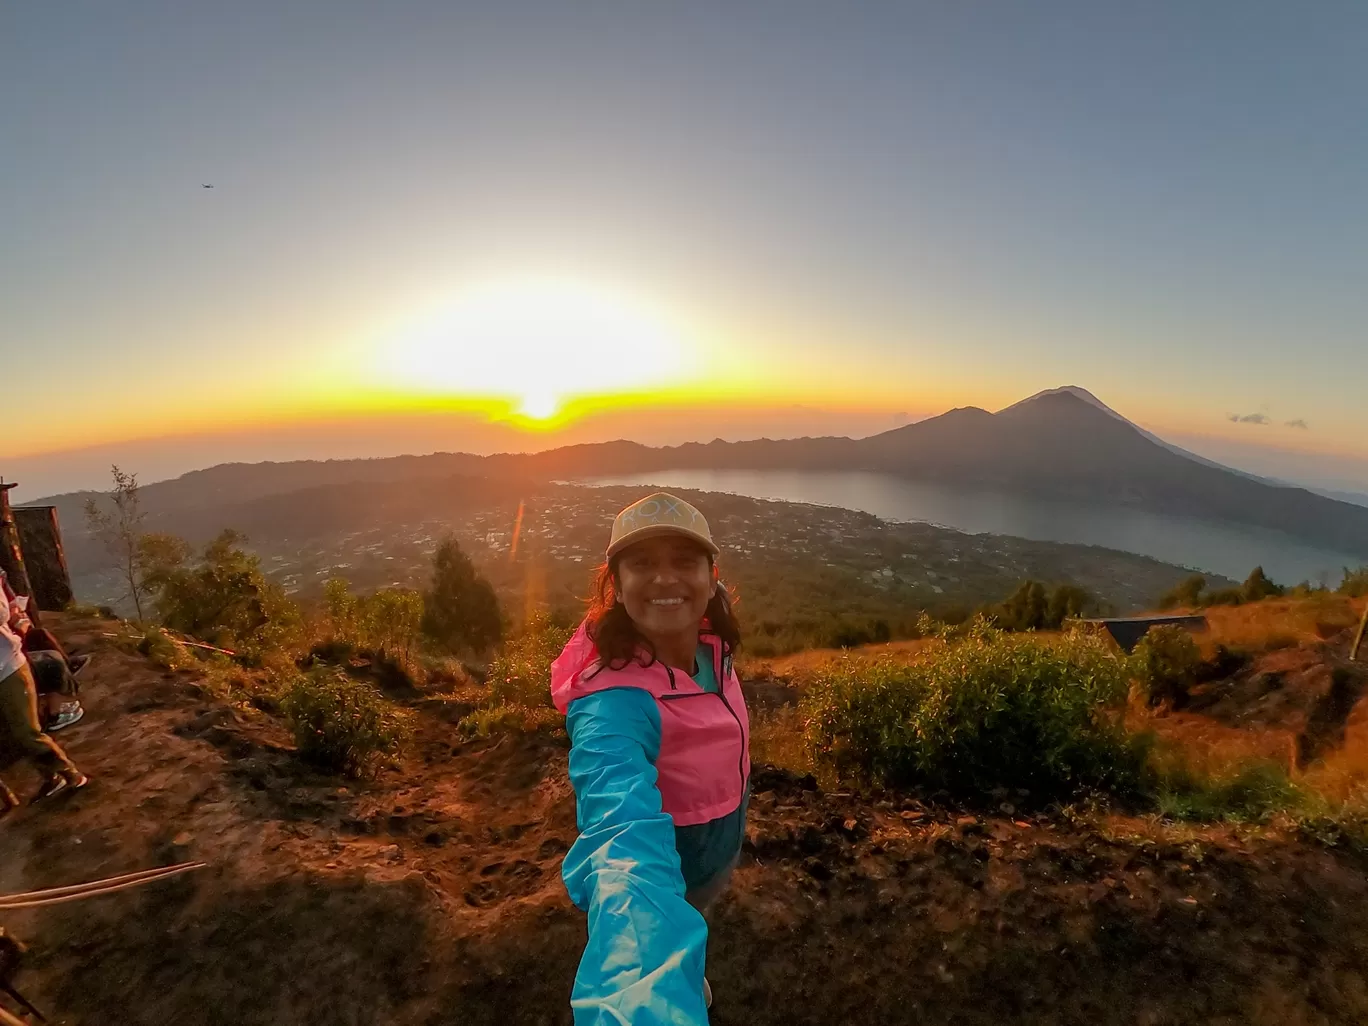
xmin=606 ymin=492 xmax=720 ymax=560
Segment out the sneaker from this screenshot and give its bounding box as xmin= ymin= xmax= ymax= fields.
xmin=31 ymin=770 xmax=89 ymax=803
xmin=69 ymin=654 xmax=92 ymax=677
xmin=47 ymin=703 xmax=85 ymax=732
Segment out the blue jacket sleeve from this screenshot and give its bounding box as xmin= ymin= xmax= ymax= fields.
xmin=562 ymin=687 xmax=711 ymax=1025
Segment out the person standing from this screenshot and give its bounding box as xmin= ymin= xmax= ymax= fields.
xmin=551 ymin=493 xmax=749 ymax=1024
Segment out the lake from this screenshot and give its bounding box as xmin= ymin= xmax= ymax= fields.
xmin=581 ymin=469 xmax=1363 ymax=586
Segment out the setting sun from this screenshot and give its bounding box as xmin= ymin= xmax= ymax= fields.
xmin=380 ymin=279 xmax=689 ymax=421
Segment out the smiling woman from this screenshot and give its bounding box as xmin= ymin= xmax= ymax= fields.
xmin=381 ymin=280 xmax=689 ymax=421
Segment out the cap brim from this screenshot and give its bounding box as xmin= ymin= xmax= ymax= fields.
xmin=606 ymin=524 xmax=721 ymax=561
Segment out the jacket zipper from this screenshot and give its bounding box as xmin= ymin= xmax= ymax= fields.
xmin=658 ymin=646 xmax=747 ymax=796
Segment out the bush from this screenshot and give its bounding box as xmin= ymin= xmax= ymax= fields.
xmin=143 ymin=529 xmax=302 ymax=656
xmin=1241 ymin=566 xmax=1285 ymax=602
xmin=988 ymin=580 xmax=1094 ymax=631
xmin=801 ymin=623 xmax=1145 ymax=801
xmin=322 ymin=578 xmax=424 ymax=668
xmin=278 ymin=668 xmax=410 ymax=777
xmin=458 ymin=703 xmax=564 ymax=739
xmin=137 ymin=626 xmax=196 ymax=671
xmin=1341 ymin=566 xmax=1368 ymax=598
xmin=1204 ymin=587 xmax=1245 ymax=606
xmin=1133 ymin=625 xmax=1203 ymax=707
xmin=421 ymin=537 xmax=502 ymax=654
xmin=485 ymin=613 xmax=573 ymax=708
xmin=1154 ymin=761 xmax=1303 ymax=822
xmin=1159 ymin=574 xmax=1207 ymax=610
xmin=457 ymin=613 xmax=571 ymax=736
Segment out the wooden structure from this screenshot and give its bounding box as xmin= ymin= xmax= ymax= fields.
xmin=13 ymin=506 xmax=73 ymax=611
xmin=1352 ymin=603 xmax=1368 ymax=663
xmin=1080 ymin=613 xmax=1208 ymax=653
xmin=0 ymin=484 xmax=39 ymax=625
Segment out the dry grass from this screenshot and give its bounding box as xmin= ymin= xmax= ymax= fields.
xmin=1200 ymin=594 xmax=1364 ymax=654
xmin=749 ymin=705 xmax=816 ymax=778
xmin=757 ymin=636 xmax=937 ymax=680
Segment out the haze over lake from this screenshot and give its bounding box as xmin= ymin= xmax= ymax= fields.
xmin=583 ymin=469 xmax=1363 ymax=586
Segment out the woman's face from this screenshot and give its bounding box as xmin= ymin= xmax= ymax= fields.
xmin=615 ymin=534 xmax=715 ymax=640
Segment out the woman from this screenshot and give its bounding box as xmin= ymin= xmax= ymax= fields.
xmin=0 ymin=571 xmax=89 ymax=730
xmin=551 ymin=492 xmax=750 ymax=1024
xmin=0 ymin=575 xmax=87 ymax=818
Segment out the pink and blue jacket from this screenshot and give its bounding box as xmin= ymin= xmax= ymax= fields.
xmin=551 ymin=622 xmax=751 ymax=1025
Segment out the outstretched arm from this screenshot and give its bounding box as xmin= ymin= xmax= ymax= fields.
xmin=562 ymin=688 xmax=710 ymax=1025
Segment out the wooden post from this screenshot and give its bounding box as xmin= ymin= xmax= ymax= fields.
xmin=1352 ymin=602 xmax=1368 ymax=663
xmin=0 ymin=483 xmax=41 ymax=626
xmin=14 ymin=506 xmax=74 ymax=611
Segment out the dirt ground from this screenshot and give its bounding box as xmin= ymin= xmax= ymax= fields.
xmin=5 ymin=613 xmax=1368 ymax=1025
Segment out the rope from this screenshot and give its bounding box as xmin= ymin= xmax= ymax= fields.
xmin=0 ymin=862 xmax=206 ymax=910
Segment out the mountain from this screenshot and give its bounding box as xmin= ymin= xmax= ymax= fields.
xmin=28 ymin=387 xmax=1368 ymax=559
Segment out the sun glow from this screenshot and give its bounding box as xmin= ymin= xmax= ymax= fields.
xmin=380 ymin=279 xmax=689 ymax=422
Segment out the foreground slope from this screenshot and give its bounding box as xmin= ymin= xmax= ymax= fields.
xmin=4 ymin=615 xmax=1368 ymax=1024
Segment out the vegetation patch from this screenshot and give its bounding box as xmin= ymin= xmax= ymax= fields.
xmin=801 ymin=622 xmax=1146 ymax=802
xmin=278 ymin=668 xmax=411 ymax=777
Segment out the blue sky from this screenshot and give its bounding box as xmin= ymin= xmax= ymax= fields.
xmin=3 ymin=1 xmax=1367 ymax=497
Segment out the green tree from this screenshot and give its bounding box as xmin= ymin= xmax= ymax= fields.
xmin=996 ymin=580 xmax=1049 ymax=630
xmin=83 ymin=465 xmax=150 ymax=618
xmin=1159 ymin=574 xmax=1207 ymax=610
xmin=1046 ymin=584 xmax=1093 ymax=627
xmin=146 ymin=529 xmax=301 ymax=654
xmin=420 ymin=536 xmax=502 ymax=653
xmin=1241 ymin=566 xmax=1284 ymax=603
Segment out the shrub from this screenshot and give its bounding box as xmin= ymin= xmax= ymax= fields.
xmin=1154 ymin=761 xmax=1303 ymax=822
xmin=1241 ymin=566 xmax=1285 ymax=603
xmin=278 ymin=668 xmax=410 ymax=777
xmin=1204 ymin=587 xmax=1245 ymax=606
xmin=1133 ymin=625 xmax=1203 ymax=707
xmin=1341 ymin=566 xmax=1368 ymax=599
xmin=1159 ymin=574 xmax=1207 ymax=610
xmin=421 ymin=537 xmax=502 ymax=654
xmin=137 ymin=626 xmax=196 ymax=671
xmin=801 ymin=624 xmax=1145 ymax=801
xmin=485 ymin=613 xmax=573 ymax=708
xmin=322 ymin=578 xmax=424 ymax=668
xmin=458 ymin=703 xmax=564 ymax=739
xmin=144 ymin=529 xmax=302 ymax=656
xmin=988 ymin=580 xmax=1094 ymax=631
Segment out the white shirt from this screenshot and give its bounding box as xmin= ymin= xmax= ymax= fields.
xmin=0 ymin=572 xmax=27 ymax=680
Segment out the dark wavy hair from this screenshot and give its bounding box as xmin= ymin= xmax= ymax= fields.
xmin=584 ymin=552 xmax=742 ymax=671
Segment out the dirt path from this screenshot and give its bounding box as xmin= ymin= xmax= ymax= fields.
xmin=4 ymin=616 xmax=1368 ymax=1024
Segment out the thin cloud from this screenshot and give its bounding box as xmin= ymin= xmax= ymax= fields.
xmin=1227 ymin=412 xmax=1271 ymax=425
xmin=1285 ymin=418 xmax=1309 ymax=429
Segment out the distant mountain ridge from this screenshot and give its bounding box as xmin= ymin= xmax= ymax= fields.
xmin=29 ymin=387 xmax=1368 ymax=559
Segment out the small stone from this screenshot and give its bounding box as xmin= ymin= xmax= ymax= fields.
xmin=956 ymin=816 xmax=978 ymax=828
xmin=1180 ymin=896 xmax=1198 ymax=906
xmin=899 ymin=810 xmax=925 ymax=821
xmin=999 ymin=802 xmax=1015 ymax=816
xmin=843 ymin=818 xmax=858 ymax=833
xmin=172 ymin=832 xmax=194 ymax=846
xmin=1013 ymin=820 xmax=1032 ymax=829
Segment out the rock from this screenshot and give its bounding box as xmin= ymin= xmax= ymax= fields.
xmin=802 ymin=857 xmax=833 ymax=881
xmin=171 ymin=832 xmax=194 ymax=847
